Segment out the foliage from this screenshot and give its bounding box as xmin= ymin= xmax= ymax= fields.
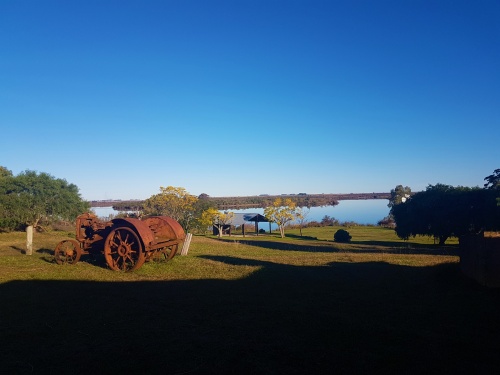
xmin=264 ymin=198 xmax=298 ymax=238
xmin=388 ymin=185 xmax=412 ymax=210
xmin=143 ymin=186 xmax=198 ymax=230
xmin=320 ymin=215 xmax=339 ymax=226
xmin=484 ymin=168 xmax=500 ymax=190
xmin=295 ymin=207 xmax=309 ymax=236
xmin=334 ymin=229 xmax=352 ymax=243
xmin=392 ymin=184 xmax=500 ymax=244
xmin=377 ymin=215 xmax=395 ymax=228
xmin=205 ymin=194 xmax=341 ymax=209
xmin=200 ymin=207 xmax=234 ymax=237
xmin=0 ymin=166 xmax=13 ymax=179
xmin=0 ymin=169 xmax=89 ymax=230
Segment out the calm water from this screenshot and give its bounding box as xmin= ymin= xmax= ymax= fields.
xmin=93 ymin=199 xmax=390 ymax=225
xmin=231 ymin=199 xmax=389 ymax=225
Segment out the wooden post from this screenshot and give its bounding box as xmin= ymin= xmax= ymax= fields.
xmin=26 ymin=225 xmax=33 ymax=255
xmin=242 ymin=224 xmax=245 ymax=237
xmin=181 ymin=233 xmax=192 ymax=256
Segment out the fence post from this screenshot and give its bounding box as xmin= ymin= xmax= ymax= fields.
xmin=26 ymin=225 xmax=33 ymax=255
xmin=181 ymin=233 xmax=192 ymax=256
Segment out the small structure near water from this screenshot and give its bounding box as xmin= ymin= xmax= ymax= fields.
xmin=212 ymin=213 xmax=271 ymax=236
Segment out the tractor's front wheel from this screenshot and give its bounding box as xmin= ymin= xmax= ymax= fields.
xmin=54 ymin=240 xmax=81 ymax=265
xmin=104 ymin=227 xmax=145 ymax=271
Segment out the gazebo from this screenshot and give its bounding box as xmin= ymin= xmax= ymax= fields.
xmin=230 ymin=213 xmax=271 ymax=236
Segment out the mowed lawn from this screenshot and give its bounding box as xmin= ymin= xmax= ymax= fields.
xmin=0 ymin=227 xmax=499 ymax=374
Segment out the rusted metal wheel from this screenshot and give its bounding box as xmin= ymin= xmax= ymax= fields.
xmin=54 ymin=240 xmax=81 ymax=265
xmin=104 ymin=227 xmax=145 ymax=271
xmin=148 ymin=244 xmax=178 ymax=262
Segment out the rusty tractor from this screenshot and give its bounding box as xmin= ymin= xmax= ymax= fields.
xmin=54 ymin=212 xmax=186 ymax=271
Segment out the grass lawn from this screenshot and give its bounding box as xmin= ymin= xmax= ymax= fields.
xmin=0 ymin=227 xmax=498 ymax=374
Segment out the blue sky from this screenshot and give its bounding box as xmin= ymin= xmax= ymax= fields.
xmin=1 ymin=0 xmax=498 ymax=200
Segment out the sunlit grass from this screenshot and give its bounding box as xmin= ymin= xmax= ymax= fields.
xmin=0 ymin=226 xmax=459 ymax=283
xmin=2 ymin=227 xmax=499 ymax=374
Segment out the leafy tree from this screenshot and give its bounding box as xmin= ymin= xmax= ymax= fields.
xmin=392 ymin=184 xmax=500 ymax=245
xmin=0 ymin=170 xmax=88 ymax=229
xmin=143 ymin=186 xmax=198 ymax=230
xmin=264 ymin=198 xmax=297 ymax=238
xmin=190 ymin=195 xmax=217 ymax=234
xmin=200 ymin=208 xmax=234 ymax=237
xmin=388 ymin=185 xmax=412 ymax=209
xmin=0 ymin=170 xmax=89 ymax=254
xmin=295 ymin=207 xmax=309 ymax=236
xmin=320 ymin=215 xmax=339 ymax=226
xmin=484 ymin=168 xmax=500 ymax=190
xmin=0 ymin=166 xmax=13 ymax=179
xmin=334 ymin=229 xmax=352 ymax=243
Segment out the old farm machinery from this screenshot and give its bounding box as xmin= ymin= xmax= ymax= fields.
xmin=54 ymin=213 xmax=186 ymax=271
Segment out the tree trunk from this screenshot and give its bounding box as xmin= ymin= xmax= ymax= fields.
xmin=279 ymin=225 xmax=285 ymax=238
xmin=26 ymin=225 xmax=33 ymax=255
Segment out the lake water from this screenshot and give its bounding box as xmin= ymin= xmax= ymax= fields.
xmin=93 ymin=199 xmax=390 ymax=226
xmin=231 ymin=199 xmax=389 ymax=225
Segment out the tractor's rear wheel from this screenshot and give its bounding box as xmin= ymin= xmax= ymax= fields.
xmin=148 ymin=244 xmax=178 ymax=262
xmin=54 ymin=240 xmax=81 ymax=265
xmin=104 ymin=227 xmax=145 ymax=271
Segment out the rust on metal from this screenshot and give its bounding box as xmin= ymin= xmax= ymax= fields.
xmin=54 ymin=212 xmax=185 ymax=271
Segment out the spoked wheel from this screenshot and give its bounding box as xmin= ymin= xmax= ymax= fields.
xmin=148 ymin=244 xmax=179 ymax=263
xmin=54 ymin=240 xmax=81 ymax=265
xmin=104 ymin=227 xmax=145 ymax=271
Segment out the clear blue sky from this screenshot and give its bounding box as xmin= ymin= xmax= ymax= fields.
xmin=1 ymin=0 xmax=498 ymax=201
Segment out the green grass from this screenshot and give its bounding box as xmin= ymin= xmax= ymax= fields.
xmin=0 ymin=227 xmax=498 ymax=374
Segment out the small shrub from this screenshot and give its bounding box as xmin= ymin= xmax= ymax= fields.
xmin=334 ymin=229 xmax=352 ymax=243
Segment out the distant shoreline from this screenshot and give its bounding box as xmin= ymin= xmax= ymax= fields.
xmin=90 ymin=192 xmax=391 ymax=210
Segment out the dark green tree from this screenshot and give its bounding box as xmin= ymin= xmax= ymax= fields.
xmin=392 ymin=184 xmax=500 ymax=245
xmin=0 ymin=166 xmax=13 ymax=179
xmin=0 ymin=170 xmax=89 ymax=253
xmin=334 ymin=229 xmax=352 ymax=243
xmin=484 ymin=168 xmax=500 ymax=190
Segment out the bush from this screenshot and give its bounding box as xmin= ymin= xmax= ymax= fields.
xmin=334 ymin=229 xmax=352 ymax=243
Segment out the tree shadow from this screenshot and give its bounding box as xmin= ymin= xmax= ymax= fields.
xmin=218 ymin=238 xmax=458 ymax=256
xmin=349 ymin=240 xmax=459 ymax=255
xmin=283 ymin=233 xmax=319 ymax=241
xmin=1 ymin=255 xmax=499 ymax=375
xmin=36 ymin=247 xmax=54 ymax=255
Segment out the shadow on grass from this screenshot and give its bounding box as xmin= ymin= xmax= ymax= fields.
xmin=9 ymin=246 xmax=25 ymax=254
xmin=283 ymin=233 xmax=319 ymax=241
xmin=1 ymin=256 xmax=499 ymax=374
xmin=218 ymin=238 xmax=458 ymax=256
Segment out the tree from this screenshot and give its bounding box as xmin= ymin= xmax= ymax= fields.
xmin=320 ymin=215 xmax=339 ymax=226
xmin=295 ymin=207 xmax=309 ymax=236
xmin=0 ymin=170 xmax=89 ymax=254
xmin=334 ymin=229 xmax=352 ymax=243
xmin=484 ymin=168 xmax=500 ymax=190
xmin=143 ymin=186 xmax=198 ymax=230
xmin=0 ymin=166 xmax=13 ymax=179
xmin=264 ymin=198 xmax=297 ymax=238
xmin=392 ymin=184 xmax=500 ymax=245
xmin=200 ymin=208 xmax=234 ymax=237
xmin=388 ymin=185 xmax=412 ymax=209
